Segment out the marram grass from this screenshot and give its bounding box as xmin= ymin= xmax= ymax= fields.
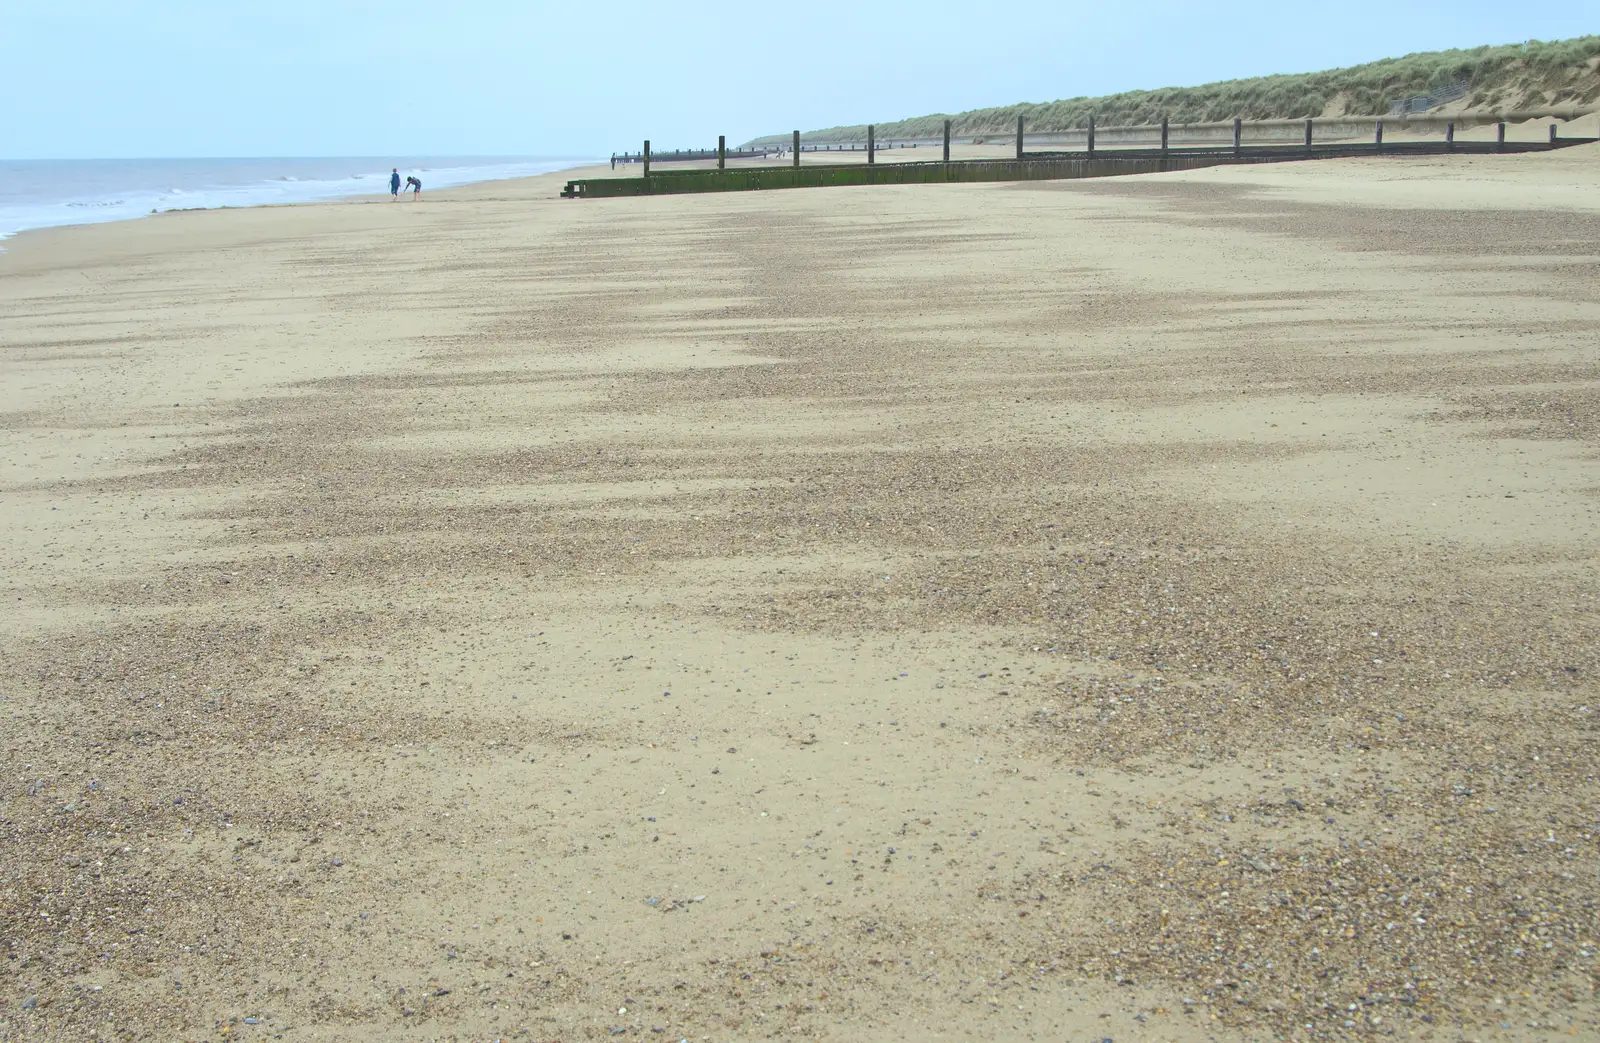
xmin=747 ymin=35 xmax=1600 ymax=146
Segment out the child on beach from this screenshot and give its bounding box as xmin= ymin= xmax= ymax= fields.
xmin=389 ymin=168 xmax=401 ymax=199
xmin=405 ymin=176 xmax=421 ymax=199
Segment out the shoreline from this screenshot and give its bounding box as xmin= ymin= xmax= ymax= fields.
xmin=0 ymin=155 xmax=603 ymax=245
xmin=0 ymin=163 xmax=610 ymax=277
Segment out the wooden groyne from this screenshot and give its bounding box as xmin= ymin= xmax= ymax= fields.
xmin=564 ymin=117 xmax=1596 ymax=199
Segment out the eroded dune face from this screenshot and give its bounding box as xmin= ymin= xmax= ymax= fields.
xmin=3 ymin=149 xmax=1598 ymax=1041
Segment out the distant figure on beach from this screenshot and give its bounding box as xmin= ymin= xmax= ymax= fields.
xmin=389 ymin=168 xmax=401 ymax=199
xmin=405 ymin=175 xmax=421 ymax=199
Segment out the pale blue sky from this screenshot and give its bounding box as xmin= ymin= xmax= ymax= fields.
xmin=1 ymin=2 xmax=1591 ymax=158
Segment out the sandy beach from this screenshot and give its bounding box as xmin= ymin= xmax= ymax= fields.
xmin=3 ymin=146 xmax=1599 ymax=1041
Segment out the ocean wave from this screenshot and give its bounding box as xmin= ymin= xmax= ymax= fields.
xmin=0 ymin=157 xmax=596 ymax=241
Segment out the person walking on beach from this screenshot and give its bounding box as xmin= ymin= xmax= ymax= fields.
xmin=389 ymin=168 xmax=401 ymax=200
xmin=405 ymin=175 xmax=421 ymax=199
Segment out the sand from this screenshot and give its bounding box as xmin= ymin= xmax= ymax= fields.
xmin=3 ymin=146 xmax=1599 ymax=1042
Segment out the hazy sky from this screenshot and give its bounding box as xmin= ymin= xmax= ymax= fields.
xmin=2 ymin=2 xmax=1591 ymax=158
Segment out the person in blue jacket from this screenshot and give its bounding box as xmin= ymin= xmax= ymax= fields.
xmin=389 ymin=168 xmax=401 ymax=199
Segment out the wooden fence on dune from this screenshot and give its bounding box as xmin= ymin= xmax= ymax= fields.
xmin=571 ymin=112 xmax=1597 ymax=198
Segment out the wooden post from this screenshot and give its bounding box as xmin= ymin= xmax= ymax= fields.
xmin=1550 ymin=123 xmax=1559 ymax=145
xmin=1160 ymin=116 xmax=1169 ymax=153
xmin=1016 ymin=115 xmax=1024 ymax=160
xmin=718 ymin=135 xmax=726 ymax=169
xmin=868 ymin=125 xmax=875 ymax=164
xmin=1233 ymin=118 xmax=1242 ymax=156
xmin=1496 ymin=121 xmax=1505 ymax=151
xmin=943 ymin=119 xmax=951 ymax=163
xmin=1305 ymin=118 xmax=1313 ymax=151
xmin=1087 ymin=115 xmax=1095 ymax=158
xmin=643 ymin=140 xmax=650 ymax=177
xmin=1445 ymin=121 xmax=1454 ymax=149
xmin=793 ymin=130 xmax=800 ymax=168
xmin=1374 ymin=120 xmax=1383 ymax=151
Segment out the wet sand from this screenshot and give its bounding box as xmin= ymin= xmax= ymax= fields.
xmin=3 ymin=146 xmax=1599 ymax=1041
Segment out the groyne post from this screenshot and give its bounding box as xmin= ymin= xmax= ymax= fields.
xmin=1087 ymin=115 xmax=1096 ymax=158
xmin=1233 ymin=118 xmax=1242 ymax=156
xmin=793 ymin=131 xmax=800 ymax=168
xmin=943 ymin=119 xmax=951 ymax=163
xmin=718 ymin=135 xmax=726 ymax=170
xmin=643 ymin=140 xmax=650 ymax=177
xmin=1446 ymin=121 xmax=1455 ymax=149
xmin=1550 ymin=123 xmax=1558 ymax=145
xmin=868 ymin=125 xmax=875 ymax=164
xmin=1304 ymin=118 xmax=1313 ymax=152
xmin=1375 ymin=120 xmax=1383 ymax=151
xmin=1016 ymin=115 xmax=1024 ymax=160
xmin=1497 ymin=122 xmax=1506 ymax=151
xmin=1160 ymin=116 xmax=1169 ymax=153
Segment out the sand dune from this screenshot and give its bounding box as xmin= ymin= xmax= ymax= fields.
xmin=3 ymin=146 xmax=1599 ymax=1041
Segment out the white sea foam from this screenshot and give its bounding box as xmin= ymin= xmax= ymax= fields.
xmin=0 ymin=157 xmax=594 ymax=241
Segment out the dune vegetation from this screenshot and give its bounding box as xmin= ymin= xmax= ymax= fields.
xmin=748 ymin=35 xmax=1600 ymax=145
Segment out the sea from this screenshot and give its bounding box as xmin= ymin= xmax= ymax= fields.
xmin=0 ymin=156 xmax=595 ymax=241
